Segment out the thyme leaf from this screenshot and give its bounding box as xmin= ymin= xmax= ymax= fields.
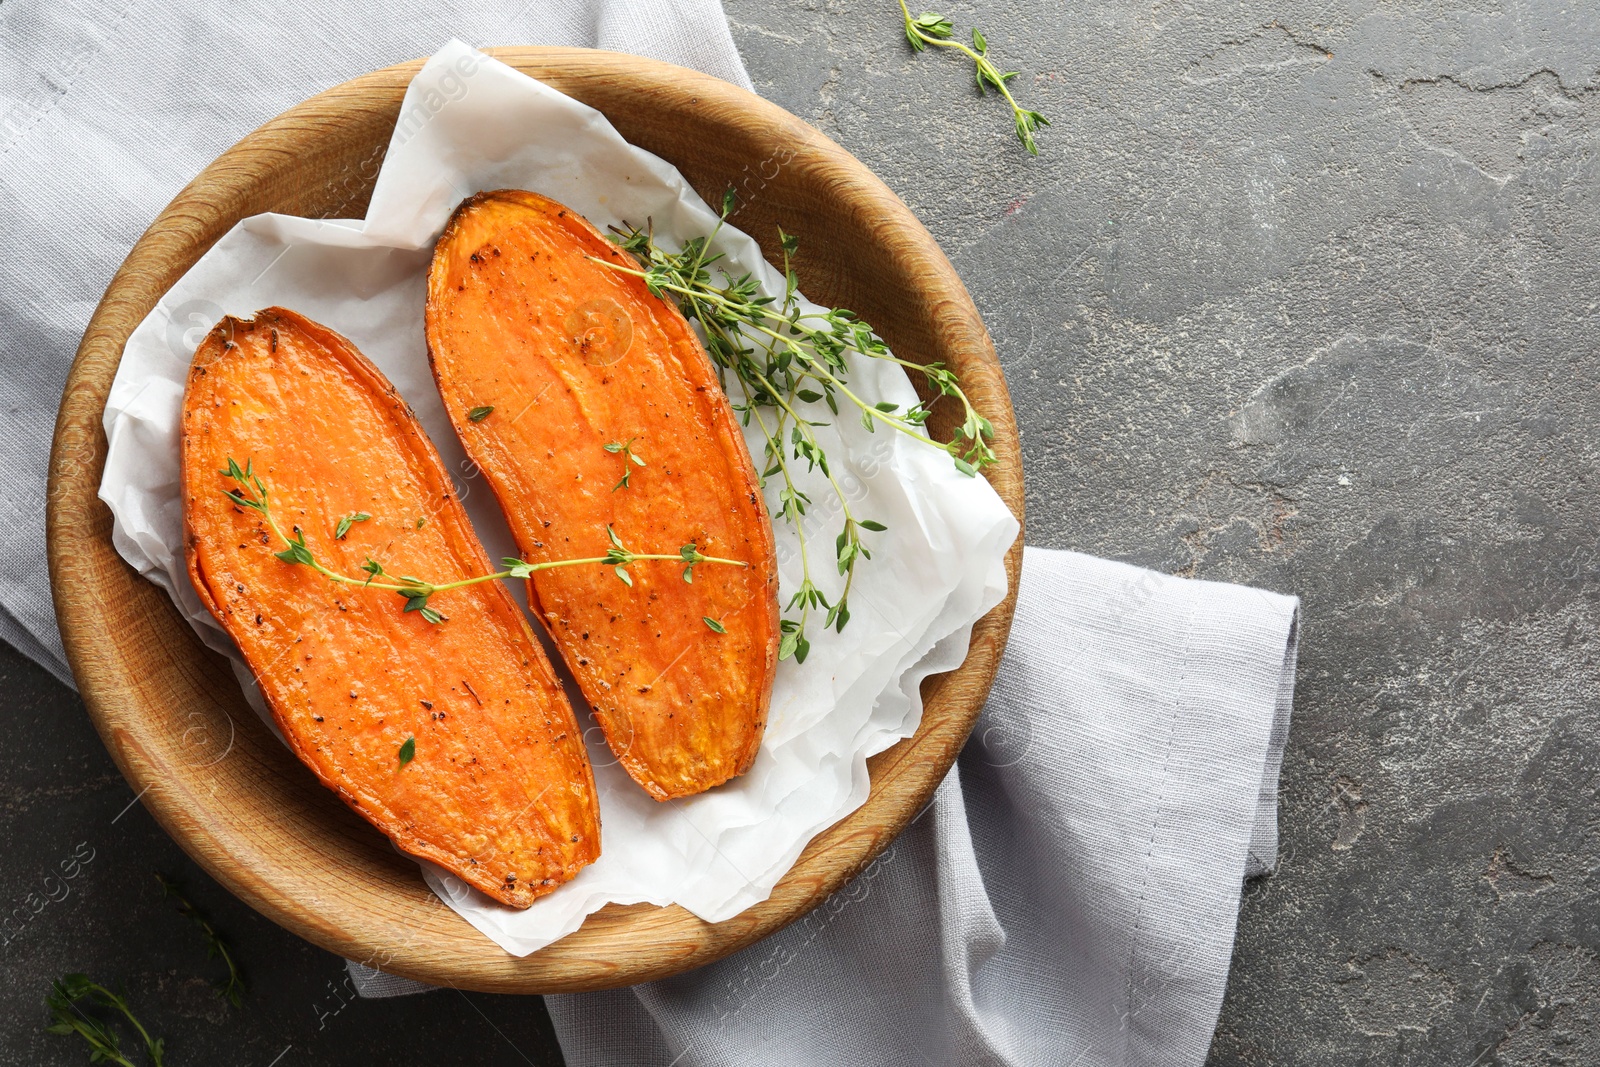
xmin=334 ymin=512 xmax=372 ymax=540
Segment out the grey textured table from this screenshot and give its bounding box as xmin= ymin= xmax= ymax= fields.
xmin=6 ymin=2 xmax=1598 ymax=1063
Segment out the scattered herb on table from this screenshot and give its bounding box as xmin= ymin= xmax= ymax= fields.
xmin=154 ymin=873 xmax=246 ymax=1008
xmin=597 ymin=191 xmax=994 ymax=661
xmin=221 ymin=459 xmax=745 ymax=623
xmin=45 ymin=974 xmax=166 ymax=1066
xmin=898 ymin=1 xmax=1049 ymax=153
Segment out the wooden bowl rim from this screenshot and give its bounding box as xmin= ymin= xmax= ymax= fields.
xmin=47 ymin=46 xmax=1025 ymax=992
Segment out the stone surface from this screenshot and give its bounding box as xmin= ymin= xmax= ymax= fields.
xmin=731 ymin=1 xmax=1600 ymax=1063
xmin=7 ymin=2 xmax=1600 ymax=1063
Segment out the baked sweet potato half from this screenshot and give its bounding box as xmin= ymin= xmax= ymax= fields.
xmin=182 ymin=307 xmax=599 ymax=908
xmin=426 ymin=190 xmax=779 ymax=801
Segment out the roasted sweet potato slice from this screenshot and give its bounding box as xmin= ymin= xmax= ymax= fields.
xmin=182 ymin=307 xmax=599 ymax=908
xmin=426 ymin=191 xmax=779 ymax=800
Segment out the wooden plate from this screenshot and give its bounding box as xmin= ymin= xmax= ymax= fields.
xmin=46 ymin=47 xmax=1024 ymax=992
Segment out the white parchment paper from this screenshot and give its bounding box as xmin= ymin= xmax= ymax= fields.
xmin=99 ymin=42 xmax=1018 ymax=956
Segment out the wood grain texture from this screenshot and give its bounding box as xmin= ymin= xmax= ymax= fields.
xmin=47 ymin=47 xmax=1026 ymax=992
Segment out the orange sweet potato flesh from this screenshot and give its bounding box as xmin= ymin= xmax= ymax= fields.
xmin=426 ymin=190 xmax=779 ymax=801
xmin=182 ymin=307 xmax=599 ymax=908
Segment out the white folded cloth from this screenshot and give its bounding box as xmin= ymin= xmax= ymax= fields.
xmin=5 ymin=8 xmax=1299 ymax=1065
xmin=0 ymin=0 xmax=749 ymax=688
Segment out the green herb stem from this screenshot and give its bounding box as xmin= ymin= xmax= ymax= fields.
xmin=45 ymin=975 xmax=165 ymax=1067
xmin=897 ymin=0 xmax=1049 ymax=153
xmin=220 ymin=460 xmax=746 ymax=625
xmin=746 ymin=402 xmax=819 ymax=662
xmin=294 ymin=550 xmax=743 ymax=598
xmin=154 ymin=874 xmax=245 ymax=1008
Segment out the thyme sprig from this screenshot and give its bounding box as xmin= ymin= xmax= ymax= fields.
xmin=899 ymin=1 xmax=1049 ymax=153
xmin=45 ymin=974 xmax=166 ymax=1067
xmin=603 ymin=437 xmax=647 ymax=491
xmin=604 ymin=221 xmax=994 ymax=476
xmin=220 ymin=459 xmax=744 ymax=623
xmin=154 ymin=874 xmax=245 ymax=1009
xmin=595 ymin=192 xmax=993 ymax=661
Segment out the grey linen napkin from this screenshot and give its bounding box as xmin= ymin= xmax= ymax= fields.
xmin=355 ymin=547 xmax=1299 ymax=1067
xmin=554 ymin=547 xmax=1299 ymax=1066
xmin=6 ymin=8 xmax=1299 ymax=1064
